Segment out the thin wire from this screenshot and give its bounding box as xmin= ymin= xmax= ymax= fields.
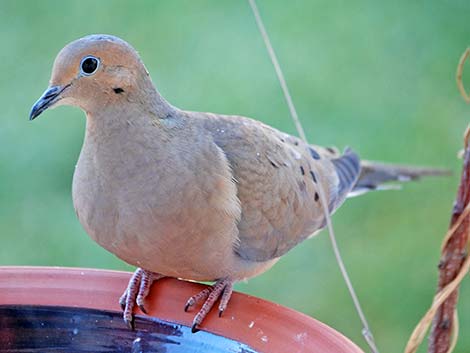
xmin=247 ymin=0 xmax=307 ymax=142
xmin=248 ymin=1 xmax=380 ymax=352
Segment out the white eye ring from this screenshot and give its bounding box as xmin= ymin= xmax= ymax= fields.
xmin=80 ymin=55 xmax=100 ymax=76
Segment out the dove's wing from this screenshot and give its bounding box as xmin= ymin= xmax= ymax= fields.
xmin=196 ymin=112 xmax=361 ymax=262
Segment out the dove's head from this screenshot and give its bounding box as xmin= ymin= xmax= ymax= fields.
xmin=30 ymin=34 xmax=155 ymax=120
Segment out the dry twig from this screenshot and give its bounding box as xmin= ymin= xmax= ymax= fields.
xmin=428 ymin=126 xmax=470 ymax=352
xmin=457 ymin=48 xmax=470 ymax=103
xmin=404 ymin=48 xmax=470 ymax=353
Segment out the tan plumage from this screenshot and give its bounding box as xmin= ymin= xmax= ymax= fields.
xmin=30 ymin=34 xmax=448 ymax=331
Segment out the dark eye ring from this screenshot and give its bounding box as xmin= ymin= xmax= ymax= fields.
xmin=80 ymin=55 xmax=100 ymax=76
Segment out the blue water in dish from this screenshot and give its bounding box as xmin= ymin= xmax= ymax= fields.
xmin=0 ymin=305 xmax=258 ymax=353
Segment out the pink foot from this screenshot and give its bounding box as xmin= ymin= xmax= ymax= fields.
xmin=119 ymin=268 xmax=164 ymax=329
xmin=184 ymin=278 xmax=234 ymax=333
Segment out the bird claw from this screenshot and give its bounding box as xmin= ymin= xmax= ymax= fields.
xmin=184 ymin=278 xmax=234 ymax=333
xmin=138 ymin=304 xmax=147 ymax=314
xmin=191 ymin=322 xmax=200 ymax=333
xmin=184 ymin=287 xmax=211 ymax=312
xmin=124 ymin=315 xmax=135 ymax=330
xmin=119 ymin=268 xmax=164 ymax=329
xmin=120 ymin=271 xmax=234 ymax=332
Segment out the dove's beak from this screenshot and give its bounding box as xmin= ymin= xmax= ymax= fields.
xmin=29 ymin=85 xmax=68 ymax=120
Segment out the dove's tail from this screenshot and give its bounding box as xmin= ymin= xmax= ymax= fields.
xmin=348 ymin=161 xmax=451 ymax=197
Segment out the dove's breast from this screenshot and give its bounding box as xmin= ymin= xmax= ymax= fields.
xmin=71 ymin=114 xmax=272 ymax=281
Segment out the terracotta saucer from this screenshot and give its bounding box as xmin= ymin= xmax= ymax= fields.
xmin=0 ymin=266 xmax=364 ymax=353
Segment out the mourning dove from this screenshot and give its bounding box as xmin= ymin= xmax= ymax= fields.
xmin=30 ymin=34 xmax=448 ymax=332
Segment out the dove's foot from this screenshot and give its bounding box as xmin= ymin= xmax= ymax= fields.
xmin=119 ymin=268 xmax=164 ymax=329
xmin=184 ymin=278 xmax=234 ymax=333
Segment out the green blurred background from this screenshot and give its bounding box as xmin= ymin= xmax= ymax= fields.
xmin=1 ymin=0 xmax=469 ymax=351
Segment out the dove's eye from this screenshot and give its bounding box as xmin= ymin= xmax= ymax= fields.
xmin=80 ymin=56 xmax=100 ymax=76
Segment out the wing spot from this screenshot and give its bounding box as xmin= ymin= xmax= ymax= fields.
xmin=314 ymin=192 xmax=319 ymax=201
xmin=326 ymin=147 xmax=336 ymax=154
xmin=309 ymin=170 xmax=317 ymax=183
xmin=300 ymin=166 xmax=305 ymax=175
xmin=309 ymin=147 xmax=321 ymax=160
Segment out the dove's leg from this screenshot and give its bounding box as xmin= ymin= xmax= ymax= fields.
xmin=184 ymin=278 xmax=234 ymax=333
xmin=119 ymin=268 xmax=165 ymax=329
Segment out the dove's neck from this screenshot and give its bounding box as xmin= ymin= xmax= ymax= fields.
xmin=136 ymin=77 xmax=178 ymax=118
xmin=84 ymin=79 xmax=179 ymax=137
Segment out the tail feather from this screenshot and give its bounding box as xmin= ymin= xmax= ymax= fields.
xmin=348 ymin=161 xmax=451 ymax=197
xmin=329 ymin=148 xmax=362 ymax=209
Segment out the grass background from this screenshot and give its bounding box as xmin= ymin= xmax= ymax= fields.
xmin=1 ymin=0 xmax=470 ymax=351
